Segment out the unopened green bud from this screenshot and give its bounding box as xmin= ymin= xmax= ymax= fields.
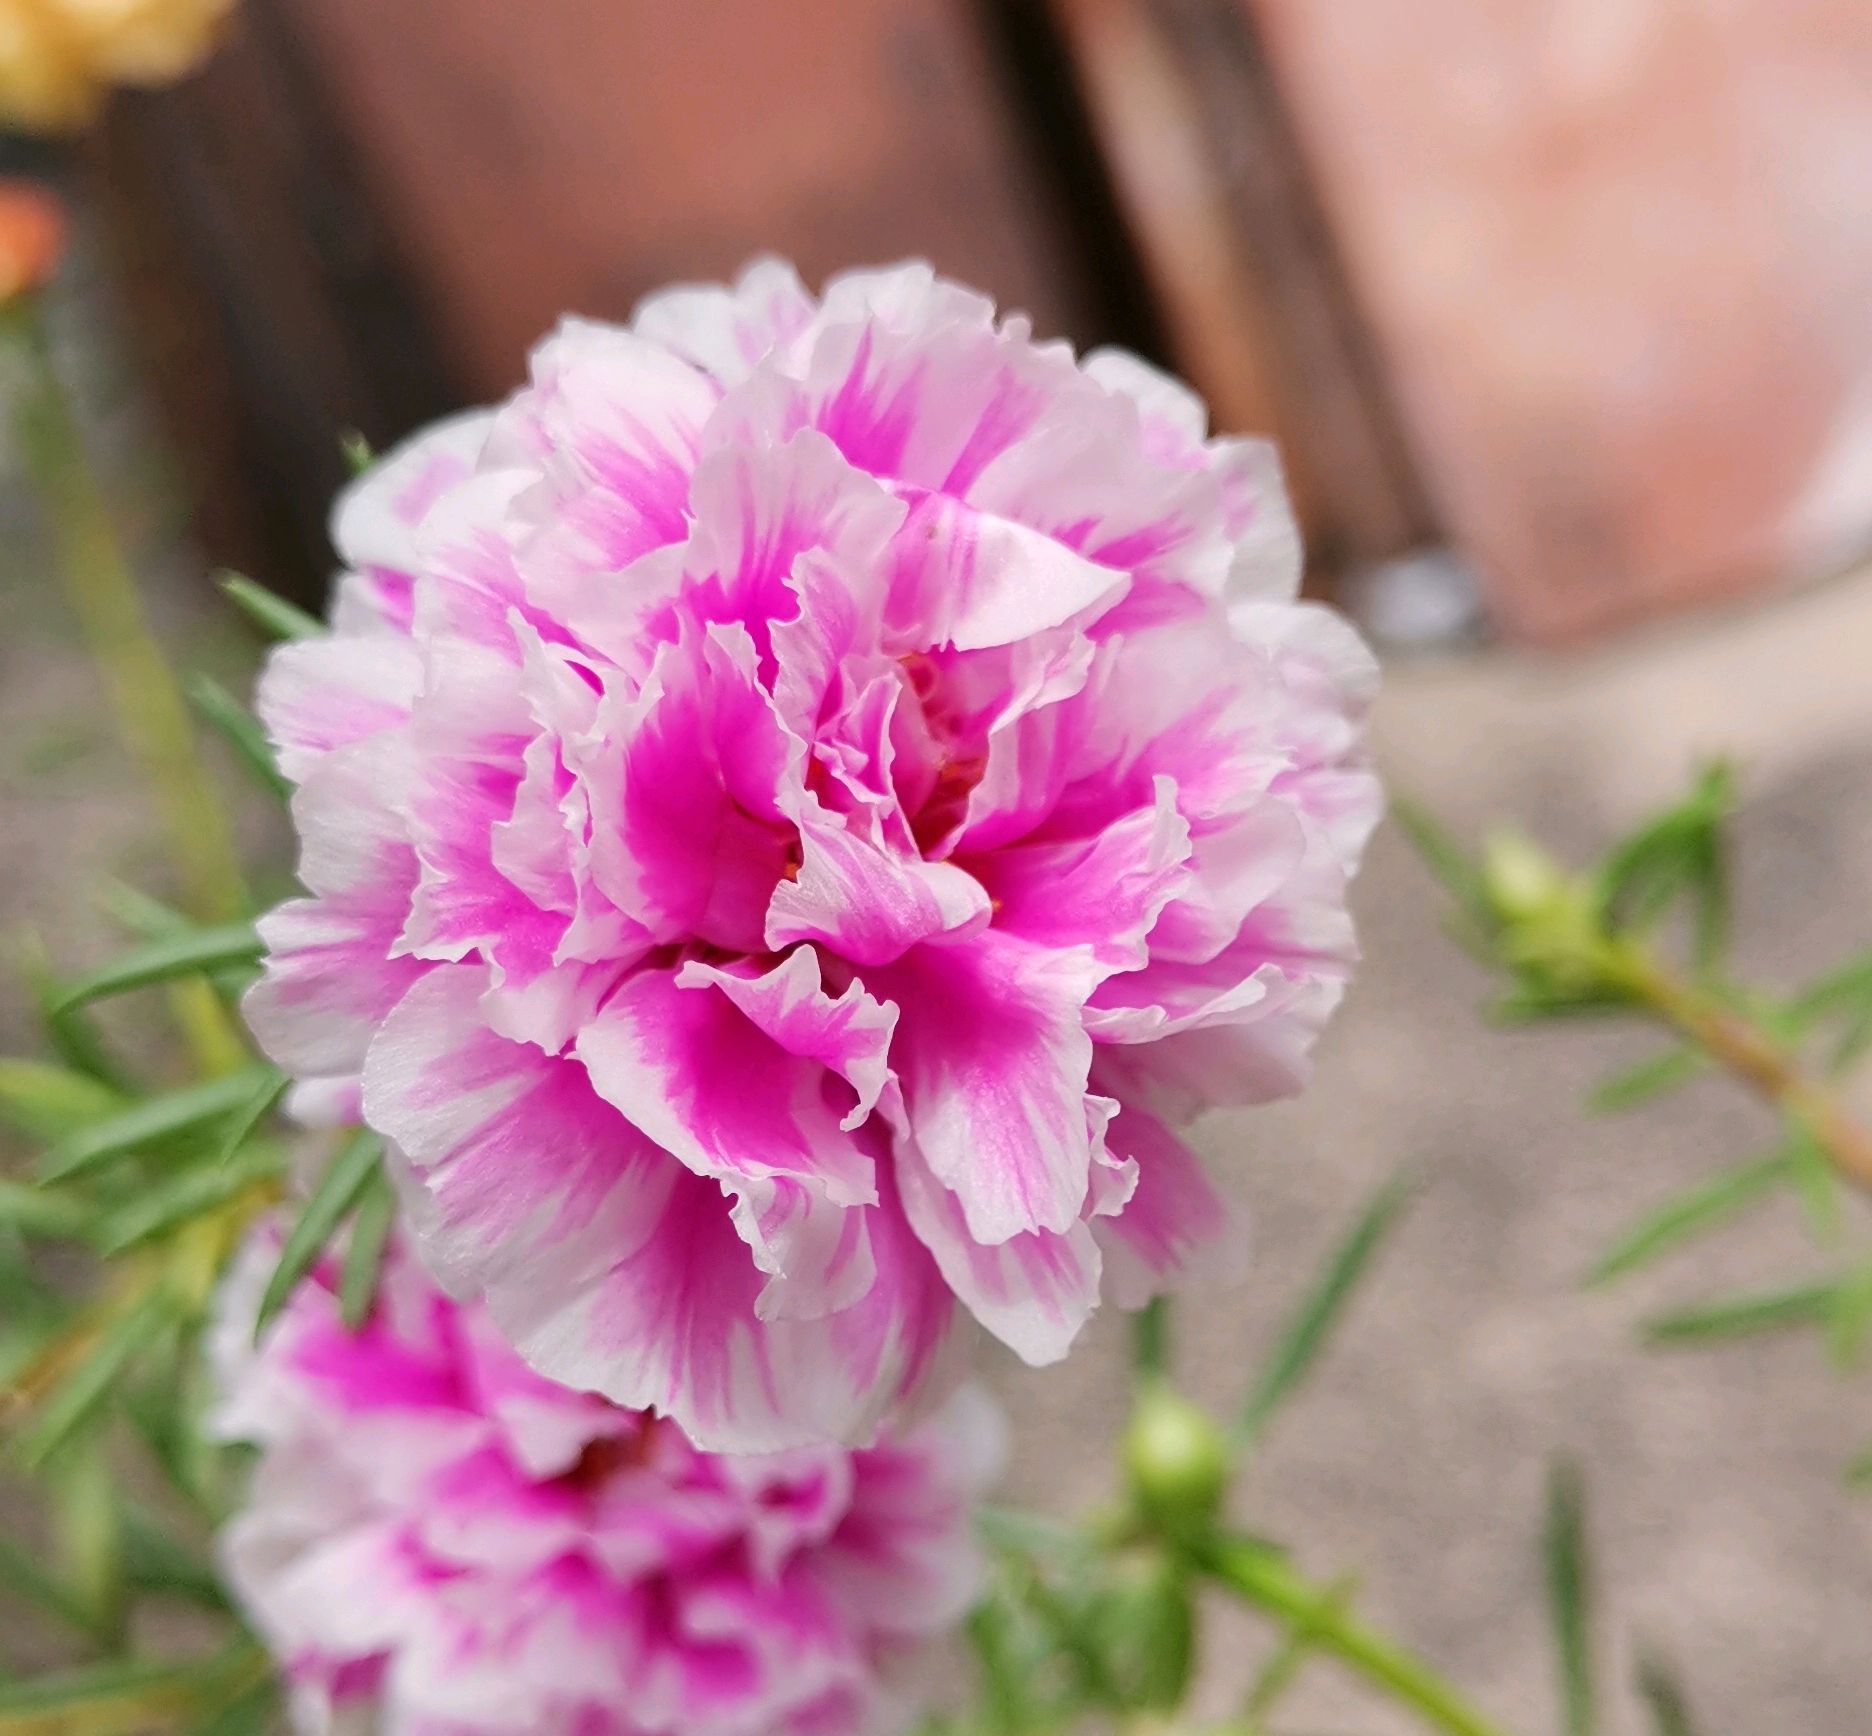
xmin=1094 ymin=1550 xmax=1196 ymax=1710
xmin=1479 ymin=829 xmax=1573 ymax=927
xmin=1124 ymin=1385 xmax=1227 ymax=1535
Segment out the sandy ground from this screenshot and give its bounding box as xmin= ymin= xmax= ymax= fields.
xmin=3 ymin=249 xmax=1870 ymax=1729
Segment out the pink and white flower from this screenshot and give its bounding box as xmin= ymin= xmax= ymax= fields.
xmin=210 ymin=1229 xmax=1000 ymax=1736
xmin=246 ymin=259 xmax=1380 ymax=1450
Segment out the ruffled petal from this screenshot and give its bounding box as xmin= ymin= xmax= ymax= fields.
xmin=257 ymin=634 xmax=421 ymax=786
xmin=896 ymin=1144 xmax=1101 ymax=1364
xmin=631 ymin=255 xmax=816 ymax=386
xmin=879 ymin=931 xmax=1099 ymax=1244
xmin=1093 ymin=1103 xmax=1244 ymax=1309
xmin=245 ymin=736 xmax=428 ymax=1082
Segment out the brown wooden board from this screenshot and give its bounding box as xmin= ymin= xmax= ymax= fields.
xmin=1040 ymin=0 xmax=1437 ymax=570
xmin=94 ymin=5 xmax=458 ymax=596
xmin=276 ymin=0 xmax=1107 ymax=396
xmin=1238 ymin=0 xmax=1872 ymax=639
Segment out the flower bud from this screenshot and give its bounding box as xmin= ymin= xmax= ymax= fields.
xmin=1124 ymin=1384 xmax=1228 ymax=1535
xmin=1094 ymin=1550 xmax=1196 ymax=1710
xmin=1479 ymin=828 xmax=1572 ymax=928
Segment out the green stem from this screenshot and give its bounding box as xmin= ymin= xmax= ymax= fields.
xmin=4 ymin=297 xmax=246 ymax=927
xmin=4 ymin=295 xmax=248 ymax=1078
xmin=1198 ymin=1536 xmax=1517 ymax=1736
xmin=1130 ymin=1297 xmax=1170 ymax=1383
xmin=1606 ymin=946 xmax=1872 ymax=1197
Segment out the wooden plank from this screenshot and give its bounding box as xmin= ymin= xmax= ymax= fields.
xmin=276 ymin=0 xmax=1103 ymax=395
xmin=1041 ymin=0 xmax=1436 ymax=567
xmin=93 ymin=4 xmax=456 ymax=596
xmin=1239 ymin=0 xmax=1872 ymax=639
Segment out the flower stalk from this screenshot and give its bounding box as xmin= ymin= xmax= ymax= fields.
xmin=1197 ymin=1536 xmax=1515 ymax=1736
xmin=1607 ymin=946 xmax=1872 ymax=1195
xmin=2 ymin=290 xmax=248 ymax=1076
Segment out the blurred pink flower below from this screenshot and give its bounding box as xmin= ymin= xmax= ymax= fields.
xmin=210 ymin=1230 xmax=1002 ymax=1736
xmin=244 ymin=259 xmax=1380 ymax=1452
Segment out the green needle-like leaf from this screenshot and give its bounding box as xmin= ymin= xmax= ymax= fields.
xmin=255 ymin=1129 xmax=383 ymax=1342
xmin=49 ymin=925 xmax=262 ymax=1016
xmin=0 ymin=1646 xmax=267 ymax=1734
xmin=13 ymin=1294 xmax=178 ymax=1470
xmin=1544 ymin=1460 xmax=1594 ymax=1736
xmin=187 ymin=675 xmax=289 ymax=801
xmin=120 ymin=1506 xmax=228 ymax=1611
xmin=1783 ymin=950 xmax=1872 ymax=1039
xmin=184 ymin=1674 xmax=277 ymax=1736
xmin=1634 ymin=1648 xmax=1699 ymax=1736
xmin=0 ymin=1535 xmax=108 ymax=1643
xmin=53 ymin=1436 xmax=123 ymax=1647
xmin=1593 ymin=763 xmax=1733 ymax=941
xmin=340 ymin=1166 xmax=397 ymax=1330
xmin=1586 ymin=1152 xmax=1790 ymax=1287
xmin=42 ymin=1065 xmax=275 ymax=1183
xmin=1390 ymin=796 xmax=1493 ymax=938
xmin=0 ymin=1061 xmax=124 ymax=1146
xmin=0 ymin=1183 xmax=94 ymax=1242
xmin=219 ymin=572 xmax=323 ymax=641
xmin=93 ymin=1148 xmax=278 ymax=1256
xmin=1784 ymin=1126 xmax=1843 ymax=1244
xmin=212 ymin=1070 xmax=288 ymax=1171
xmin=16 ymin=942 xmax=126 ymax=1088
xmin=1238 ymin=1172 xmax=1413 ymax=1446
xmin=1642 ymin=1278 xmax=1839 ymax=1346
xmin=1824 ymin=1262 xmax=1872 ymax=1371
xmin=1586 ymin=1048 xmax=1705 ymax=1114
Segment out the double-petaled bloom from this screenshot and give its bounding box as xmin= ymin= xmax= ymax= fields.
xmin=211 ymin=1230 xmax=998 ymax=1735
xmin=247 ymin=260 xmax=1379 ymax=1451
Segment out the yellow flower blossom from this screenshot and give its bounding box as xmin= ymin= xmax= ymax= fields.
xmin=0 ymin=0 xmax=236 ymax=133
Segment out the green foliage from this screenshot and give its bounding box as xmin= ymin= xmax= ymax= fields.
xmin=2 ymin=870 xmax=293 ymax=1720
xmin=1634 ymin=1650 xmax=1699 ymax=1736
xmin=15 ymin=943 xmax=127 ymax=1090
xmin=0 ymin=1533 xmax=111 ymax=1645
xmin=49 ymin=927 xmax=262 ymax=1018
xmin=1237 ymin=1171 xmax=1413 ymax=1446
xmin=0 ymin=1065 xmax=124 ymax=1149
xmin=14 ymin=1295 xmax=181 ymax=1471
xmin=217 ymin=573 xmax=322 ymax=643
xmin=254 ymin=1128 xmax=383 ymax=1343
xmin=1587 ymin=1046 xmax=1704 ymax=1113
xmin=1586 ymin=1153 xmax=1790 ymax=1286
xmin=339 ymin=1166 xmax=397 ymax=1330
xmin=41 ymin=1067 xmax=275 ymax=1184
xmin=1544 ymin=1461 xmax=1595 ymax=1736
xmin=1401 ymin=767 xmax=1872 ymax=1478
xmin=1642 ymin=1277 xmax=1841 ymax=1345
xmin=1588 ymin=762 xmax=1732 ymax=966
xmin=0 ymin=1646 xmax=267 ymax=1735
xmin=185 ymin=678 xmax=288 ymax=801
xmin=93 ymin=1147 xmax=278 ymax=1257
